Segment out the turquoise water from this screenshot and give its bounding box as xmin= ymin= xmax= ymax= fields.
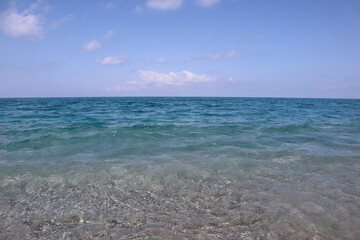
xmin=0 ymin=97 xmax=359 ymax=239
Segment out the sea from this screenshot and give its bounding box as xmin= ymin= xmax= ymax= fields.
xmin=0 ymin=97 xmax=359 ymax=239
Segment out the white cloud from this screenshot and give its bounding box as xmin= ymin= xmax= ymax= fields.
xmin=146 ymin=0 xmax=183 ymax=11
xmin=206 ymin=50 xmax=241 ymax=60
xmin=82 ymin=31 xmax=114 ymax=52
xmin=110 ymin=70 xmax=215 ymax=90
xmin=139 ymin=70 xmax=214 ymax=86
xmin=82 ymin=40 xmax=101 ymax=52
xmin=50 ymin=14 xmax=74 ymax=29
xmin=0 ymin=1 xmax=46 ymax=40
xmin=97 ymin=56 xmax=126 ymax=65
xmin=196 ymin=0 xmax=220 ymax=7
xmin=102 ymin=30 xmax=115 ymax=39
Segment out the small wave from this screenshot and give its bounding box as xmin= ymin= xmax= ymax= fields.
xmin=128 ymin=123 xmax=180 ymax=129
xmin=262 ymin=123 xmax=316 ymax=134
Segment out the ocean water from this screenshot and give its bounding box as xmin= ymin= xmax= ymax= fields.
xmin=0 ymin=97 xmax=359 ymax=239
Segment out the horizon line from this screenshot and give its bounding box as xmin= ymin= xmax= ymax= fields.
xmin=0 ymin=96 xmax=359 ymax=100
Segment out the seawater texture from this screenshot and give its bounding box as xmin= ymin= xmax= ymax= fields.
xmin=0 ymin=97 xmax=359 ymax=239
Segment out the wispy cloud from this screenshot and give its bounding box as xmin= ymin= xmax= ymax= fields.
xmin=1 ymin=63 xmax=21 ymax=68
xmin=141 ymin=0 xmax=223 ymax=12
xmin=96 ymin=56 xmax=126 ymax=65
xmin=82 ymin=30 xmax=115 ymax=52
xmin=206 ymin=50 xmax=241 ymax=60
xmin=82 ymin=40 xmax=101 ymax=52
xmin=146 ymin=0 xmax=183 ymax=11
xmin=133 ymin=5 xmax=144 ymax=13
xmin=101 ymin=1 xmax=115 ymax=9
xmin=50 ymin=14 xmax=74 ymax=29
xmin=242 ymin=34 xmax=269 ymax=40
xmin=0 ymin=0 xmax=47 ymax=40
xmin=187 ymin=50 xmax=241 ymax=62
xmin=152 ymin=58 xmax=168 ymax=63
xmin=227 ymin=77 xmax=237 ymax=83
xmin=195 ymin=0 xmax=220 ymax=7
xmin=109 ymin=70 xmax=215 ymax=90
xmin=102 ymin=30 xmax=115 ymax=39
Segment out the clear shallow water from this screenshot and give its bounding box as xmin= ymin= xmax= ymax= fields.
xmin=0 ymin=97 xmax=359 ymax=239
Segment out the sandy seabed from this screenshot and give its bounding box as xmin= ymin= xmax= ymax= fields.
xmin=1 ymin=160 xmax=359 ymax=240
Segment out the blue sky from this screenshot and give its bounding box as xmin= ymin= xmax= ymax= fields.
xmin=0 ymin=0 xmax=360 ymax=98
